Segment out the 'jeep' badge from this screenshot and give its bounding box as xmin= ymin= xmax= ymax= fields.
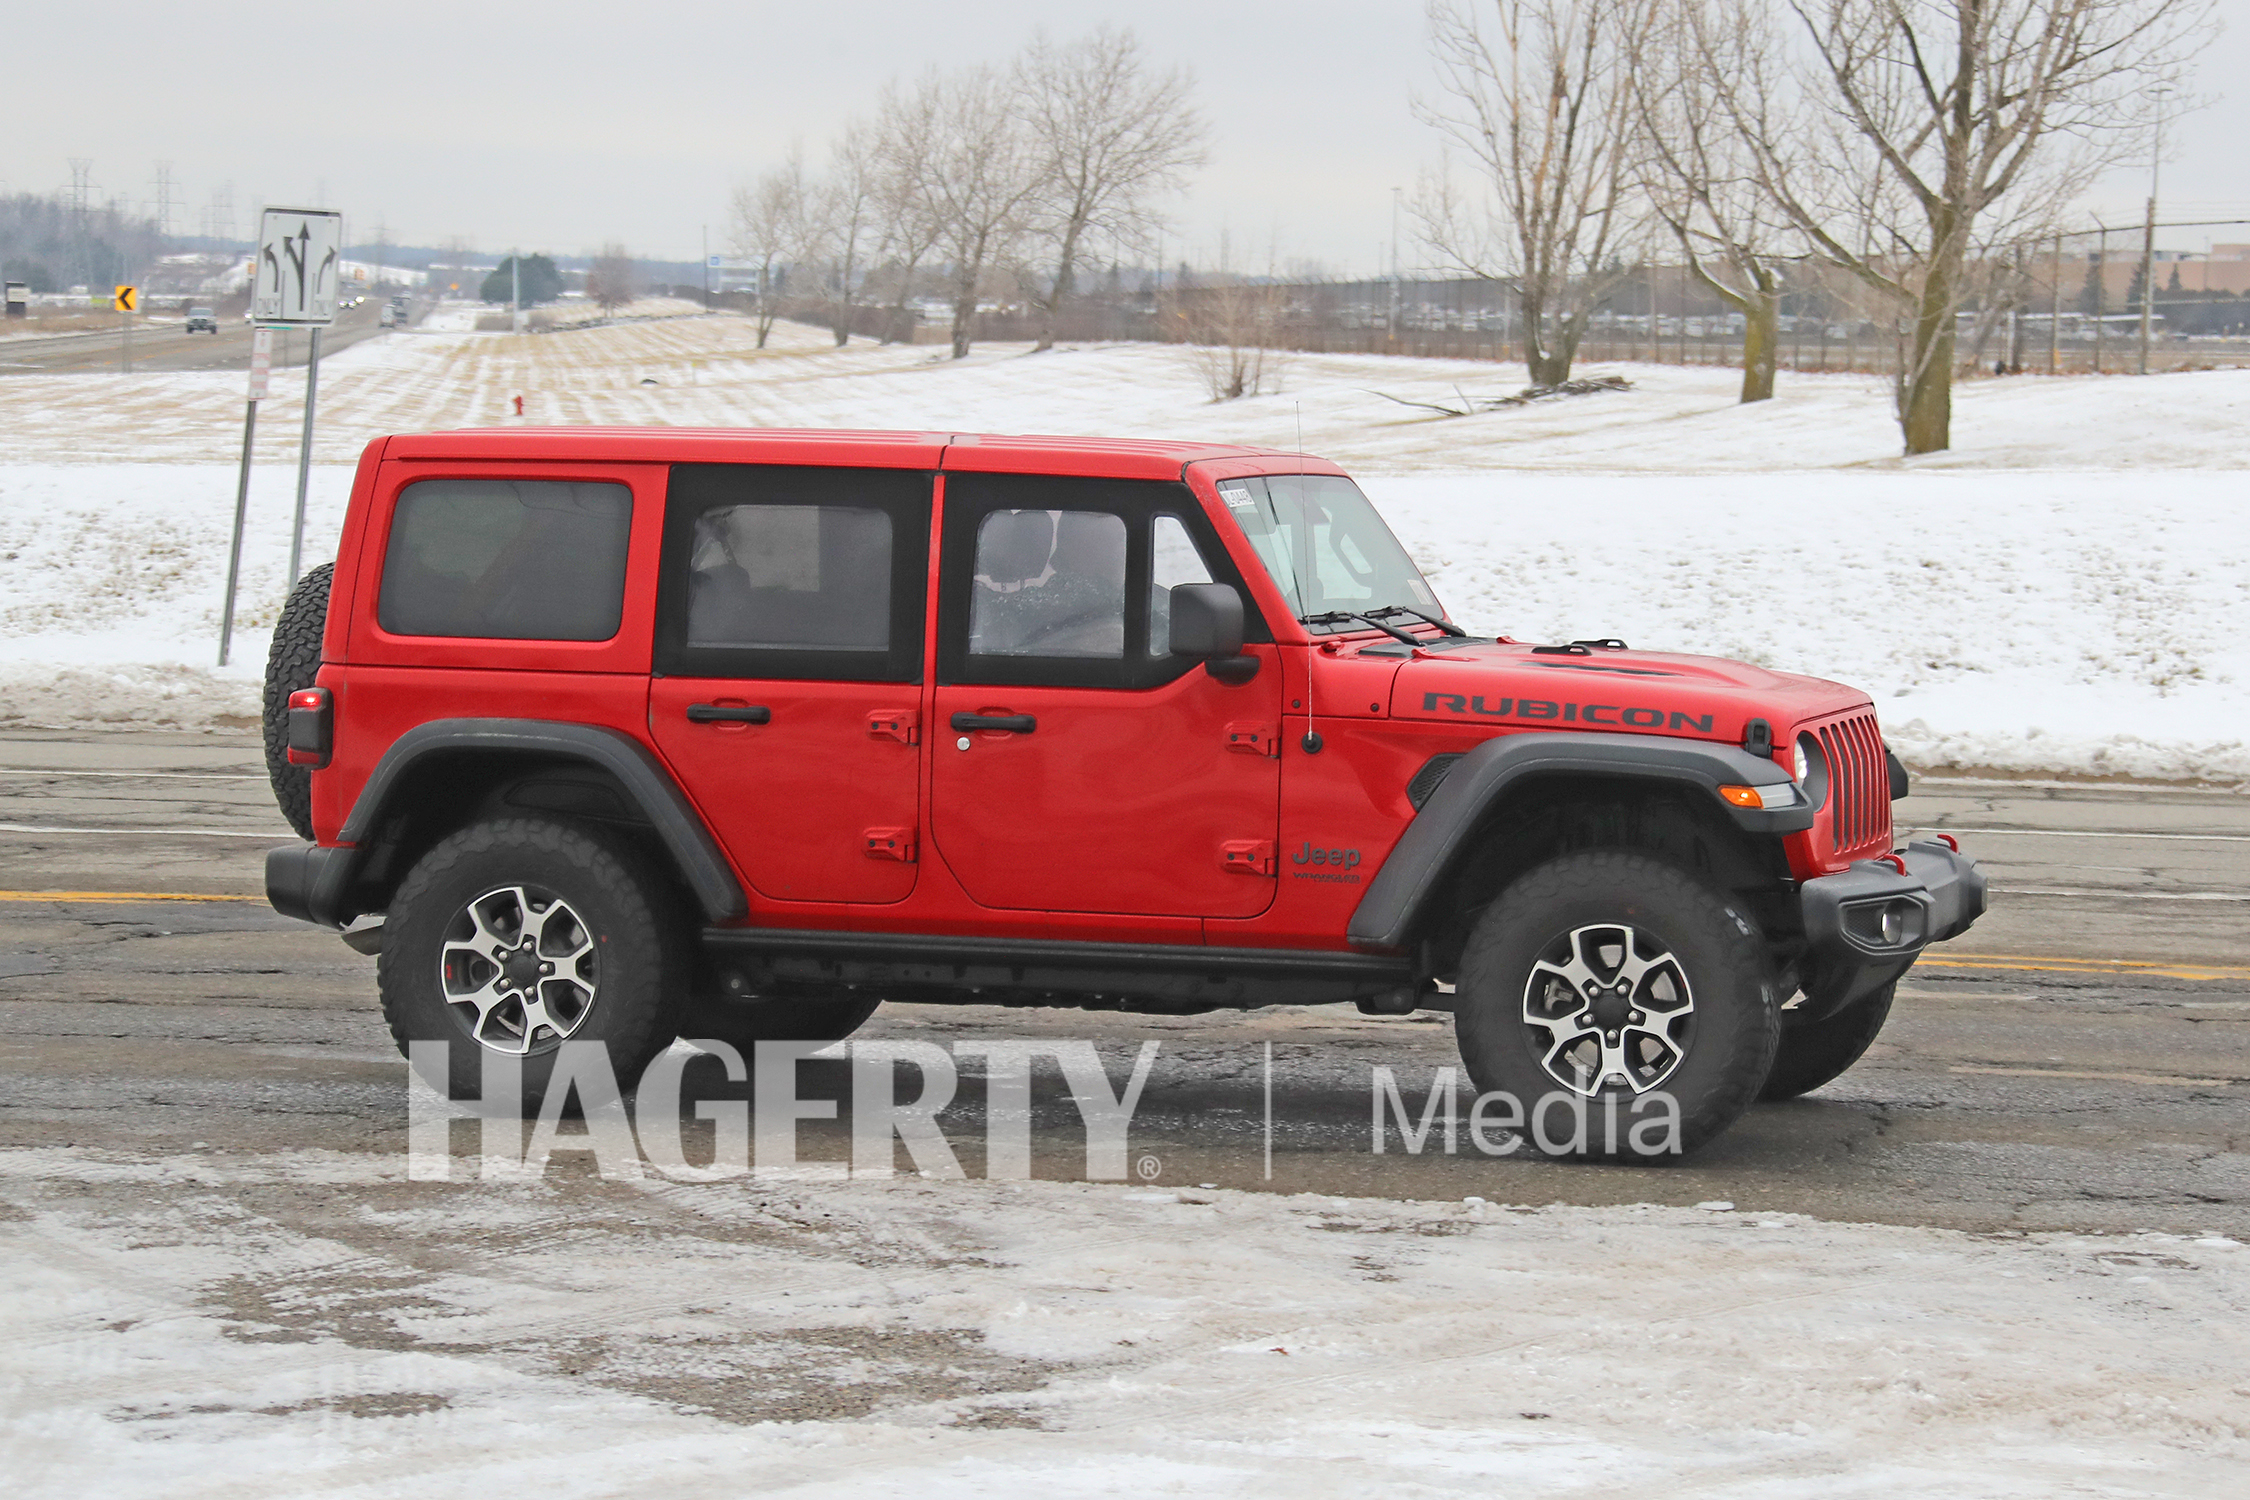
xmin=1290 ymin=841 xmax=1363 ymax=884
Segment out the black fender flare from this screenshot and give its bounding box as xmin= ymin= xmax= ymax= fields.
xmin=270 ymin=718 xmax=745 ymax=928
xmin=1346 ymin=731 xmax=1812 ymax=952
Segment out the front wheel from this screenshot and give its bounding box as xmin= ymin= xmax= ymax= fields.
xmin=1454 ymin=851 xmax=1779 ymax=1160
xmin=378 ymin=818 xmax=686 ymax=1111
xmin=1760 ymin=982 xmax=1896 ymax=1100
xmin=680 ymin=988 xmax=882 ymax=1055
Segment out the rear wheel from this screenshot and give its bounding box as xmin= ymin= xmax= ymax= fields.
xmin=378 ymin=818 xmax=686 ymax=1111
xmin=1759 ymin=982 xmax=1896 ymax=1100
xmin=261 ymin=562 xmax=332 ymax=840
xmin=1454 ymin=851 xmax=1779 ymax=1160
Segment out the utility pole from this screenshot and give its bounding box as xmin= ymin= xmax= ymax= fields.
xmin=511 ymin=247 xmax=522 ymax=334
xmin=2138 ymin=87 xmax=2171 ymax=376
xmin=2049 ymin=232 xmax=2061 ymax=374
xmin=702 ymin=224 xmax=710 ymax=310
xmin=1388 ymin=187 xmax=1402 ymax=344
xmin=2093 ymin=220 xmax=2107 ymax=374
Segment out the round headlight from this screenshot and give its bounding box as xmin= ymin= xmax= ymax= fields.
xmin=1794 ymin=733 xmax=1830 ymax=810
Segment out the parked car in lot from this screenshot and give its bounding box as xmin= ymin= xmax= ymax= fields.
xmin=260 ymin=428 xmax=1984 ymax=1156
xmin=184 ymin=306 xmax=218 ymax=333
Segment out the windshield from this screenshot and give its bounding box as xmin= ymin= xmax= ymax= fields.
xmin=1215 ymin=473 xmax=1442 ymax=632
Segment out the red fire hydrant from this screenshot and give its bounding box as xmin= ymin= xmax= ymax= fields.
xmin=512 ymin=394 xmax=525 ymax=417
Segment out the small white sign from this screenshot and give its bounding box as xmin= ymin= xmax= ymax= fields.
xmin=247 ymin=327 xmax=275 ymax=400
xmin=252 ymin=208 xmax=343 ymax=325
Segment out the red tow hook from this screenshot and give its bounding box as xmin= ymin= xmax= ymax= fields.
xmin=1875 ymin=852 xmax=1909 ymax=875
xmin=1928 ymin=832 xmax=1960 ymax=852
xmin=286 ymin=687 xmax=332 ymax=769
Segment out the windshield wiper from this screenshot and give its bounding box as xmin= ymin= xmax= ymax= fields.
xmin=1298 ymin=610 xmax=1426 ymax=649
xmin=1365 ymin=604 xmax=1469 ymax=638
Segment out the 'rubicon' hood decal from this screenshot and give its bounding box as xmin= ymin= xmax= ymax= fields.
xmin=1387 ymin=643 xmax=1869 ymax=744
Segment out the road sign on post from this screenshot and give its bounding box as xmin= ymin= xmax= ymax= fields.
xmin=252 ymin=209 xmax=342 ymax=325
xmin=253 ymin=207 xmax=343 ymax=589
xmin=111 ymin=285 xmax=137 ymax=312
xmin=246 ymin=327 xmax=274 ymax=401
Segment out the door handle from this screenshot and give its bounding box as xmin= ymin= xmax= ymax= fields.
xmin=950 ymin=712 xmax=1036 ymax=734
xmin=687 ymin=703 xmax=772 ymax=724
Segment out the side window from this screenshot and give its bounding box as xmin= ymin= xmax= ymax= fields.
xmin=969 ymin=509 xmax=1127 ymax=660
xmin=1148 ymin=514 xmax=1216 ymax=657
xmin=938 ymin=472 xmax=1268 ymax=691
xmin=655 ymin=464 xmax=930 ymax=683
xmin=378 ymin=479 xmax=632 ymax=641
xmin=688 ymin=504 xmax=892 ymax=652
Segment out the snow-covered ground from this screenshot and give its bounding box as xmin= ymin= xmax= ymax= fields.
xmin=2 ymin=313 xmax=2245 ymax=778
xmin=5 ymin=1143 xmax=2245 ymax=1498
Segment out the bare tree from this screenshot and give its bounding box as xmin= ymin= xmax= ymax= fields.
xmin=1167 ymin=234 xmax=1288 ymax=401
xmin=1705 ymin=0 xmax=2211 ymax=453
xmin=1634 ymin=1 xmax=1803 ymax=402
xmin=806 ymin=123 xmax=878 ymax=348
xmin=867 ymin=79 xmax=949 ymax=343
xmin=1014 ymin=27 xmax=1208 ymax=351
xmin=728 ymin=149 xmax=815 ymax=348
xmin=896 ymin=65 xmax=1046 ymax=360
xmin=585 ymin=244 xmax=635 ymax=316
xmin=1414 ymin=0 xmax=1654 ymax=385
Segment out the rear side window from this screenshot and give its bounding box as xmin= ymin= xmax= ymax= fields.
xmin=655 ymin=464 xmax=931 ymax=683
xmin=688 ymin=504 xmax=893 ymax=652
xmin=378 ymin=479 xmax=633 ymax=640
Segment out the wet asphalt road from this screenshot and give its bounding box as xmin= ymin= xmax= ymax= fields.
xmin=0 ymin=728 xmax=2244 ymax=1237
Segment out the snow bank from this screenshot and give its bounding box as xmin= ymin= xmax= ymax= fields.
xmin=1369 ymin=470 xmax=2250 ymax=784
xmin=1 ymin=323 xmax=2243 ymax=776
xmin=4 ymin=1144 xmax=2244 ymax=1497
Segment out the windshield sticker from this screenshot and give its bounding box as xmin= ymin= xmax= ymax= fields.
xmin=1217 ymin=482 xmax=1257 ymax=511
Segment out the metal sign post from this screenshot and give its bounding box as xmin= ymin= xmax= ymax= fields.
xmin=218 ymin=329 xmax=276 ymax=666
xmin=252 ymin=207 xmax=342 ymax=587
xmin=113 ymin=284 xmax=137 ymax=372
xmin=289 ymin=327 xmax=323 ymax=584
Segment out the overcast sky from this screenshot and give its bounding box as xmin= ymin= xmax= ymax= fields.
xmin=6 ymin=0 xmax=2243 ymax=270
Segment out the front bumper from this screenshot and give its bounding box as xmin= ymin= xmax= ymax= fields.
xmin=1796 ymin=838 xmax=1987 ymax=1016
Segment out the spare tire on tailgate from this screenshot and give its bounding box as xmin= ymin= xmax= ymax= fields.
xmin=262 ymin=562 xmax=333 ymax=841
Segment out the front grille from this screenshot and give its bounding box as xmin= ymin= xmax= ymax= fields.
xmin=1816 ymin=713 xmax=1891 ymax=856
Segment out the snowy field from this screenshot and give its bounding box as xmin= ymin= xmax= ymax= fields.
xmin=1 ymin=308 xmax=2245 ymax=778
xmin=6 ymin=1144 xmax=2246 ymax=1498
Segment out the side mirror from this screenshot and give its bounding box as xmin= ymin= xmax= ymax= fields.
xmin=1169 ymin=582 xmax=1258 ymax=685
xmin=1168 ymin=582 xmax=1245 ymax=658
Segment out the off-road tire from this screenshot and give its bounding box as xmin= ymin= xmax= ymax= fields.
xmin=681 ymin=991 xmax=883 ymax=1055
xmin=262 ymin=561 xmax=333 ymax=840
xmin=1759 ymin=981 xmax=1896 ymax=1101
xmin=1455 ymin=850 xmax=1779 ymax=1160
xmin=379 ymin=818 xmax=686 ymax=1111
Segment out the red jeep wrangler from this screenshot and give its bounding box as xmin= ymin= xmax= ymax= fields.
xmin=263 ymin=428 xmax=1983 ymax=1157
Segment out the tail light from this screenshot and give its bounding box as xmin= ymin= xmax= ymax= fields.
xmin=286 ymin=687 xmax=332 ymax=768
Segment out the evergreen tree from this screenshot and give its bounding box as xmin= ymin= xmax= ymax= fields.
xmin=479 ymin=254 xmax=563 ymax=305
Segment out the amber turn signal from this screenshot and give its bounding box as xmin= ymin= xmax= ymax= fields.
xmin=1716 ymin=785 xmax=1764 ymax=808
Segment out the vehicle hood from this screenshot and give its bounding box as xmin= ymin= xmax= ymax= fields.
xmin=1385 ymin=641 xmax=1872 ymax=742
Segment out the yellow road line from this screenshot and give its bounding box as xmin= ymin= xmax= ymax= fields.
xmin=0 ymin=890 xmax=264 ymax=904
xmin=1951 ymin=1065 xmax=2236 ymax=1088
xmin=1919 ymin=954 xmax=2250 ymax=982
